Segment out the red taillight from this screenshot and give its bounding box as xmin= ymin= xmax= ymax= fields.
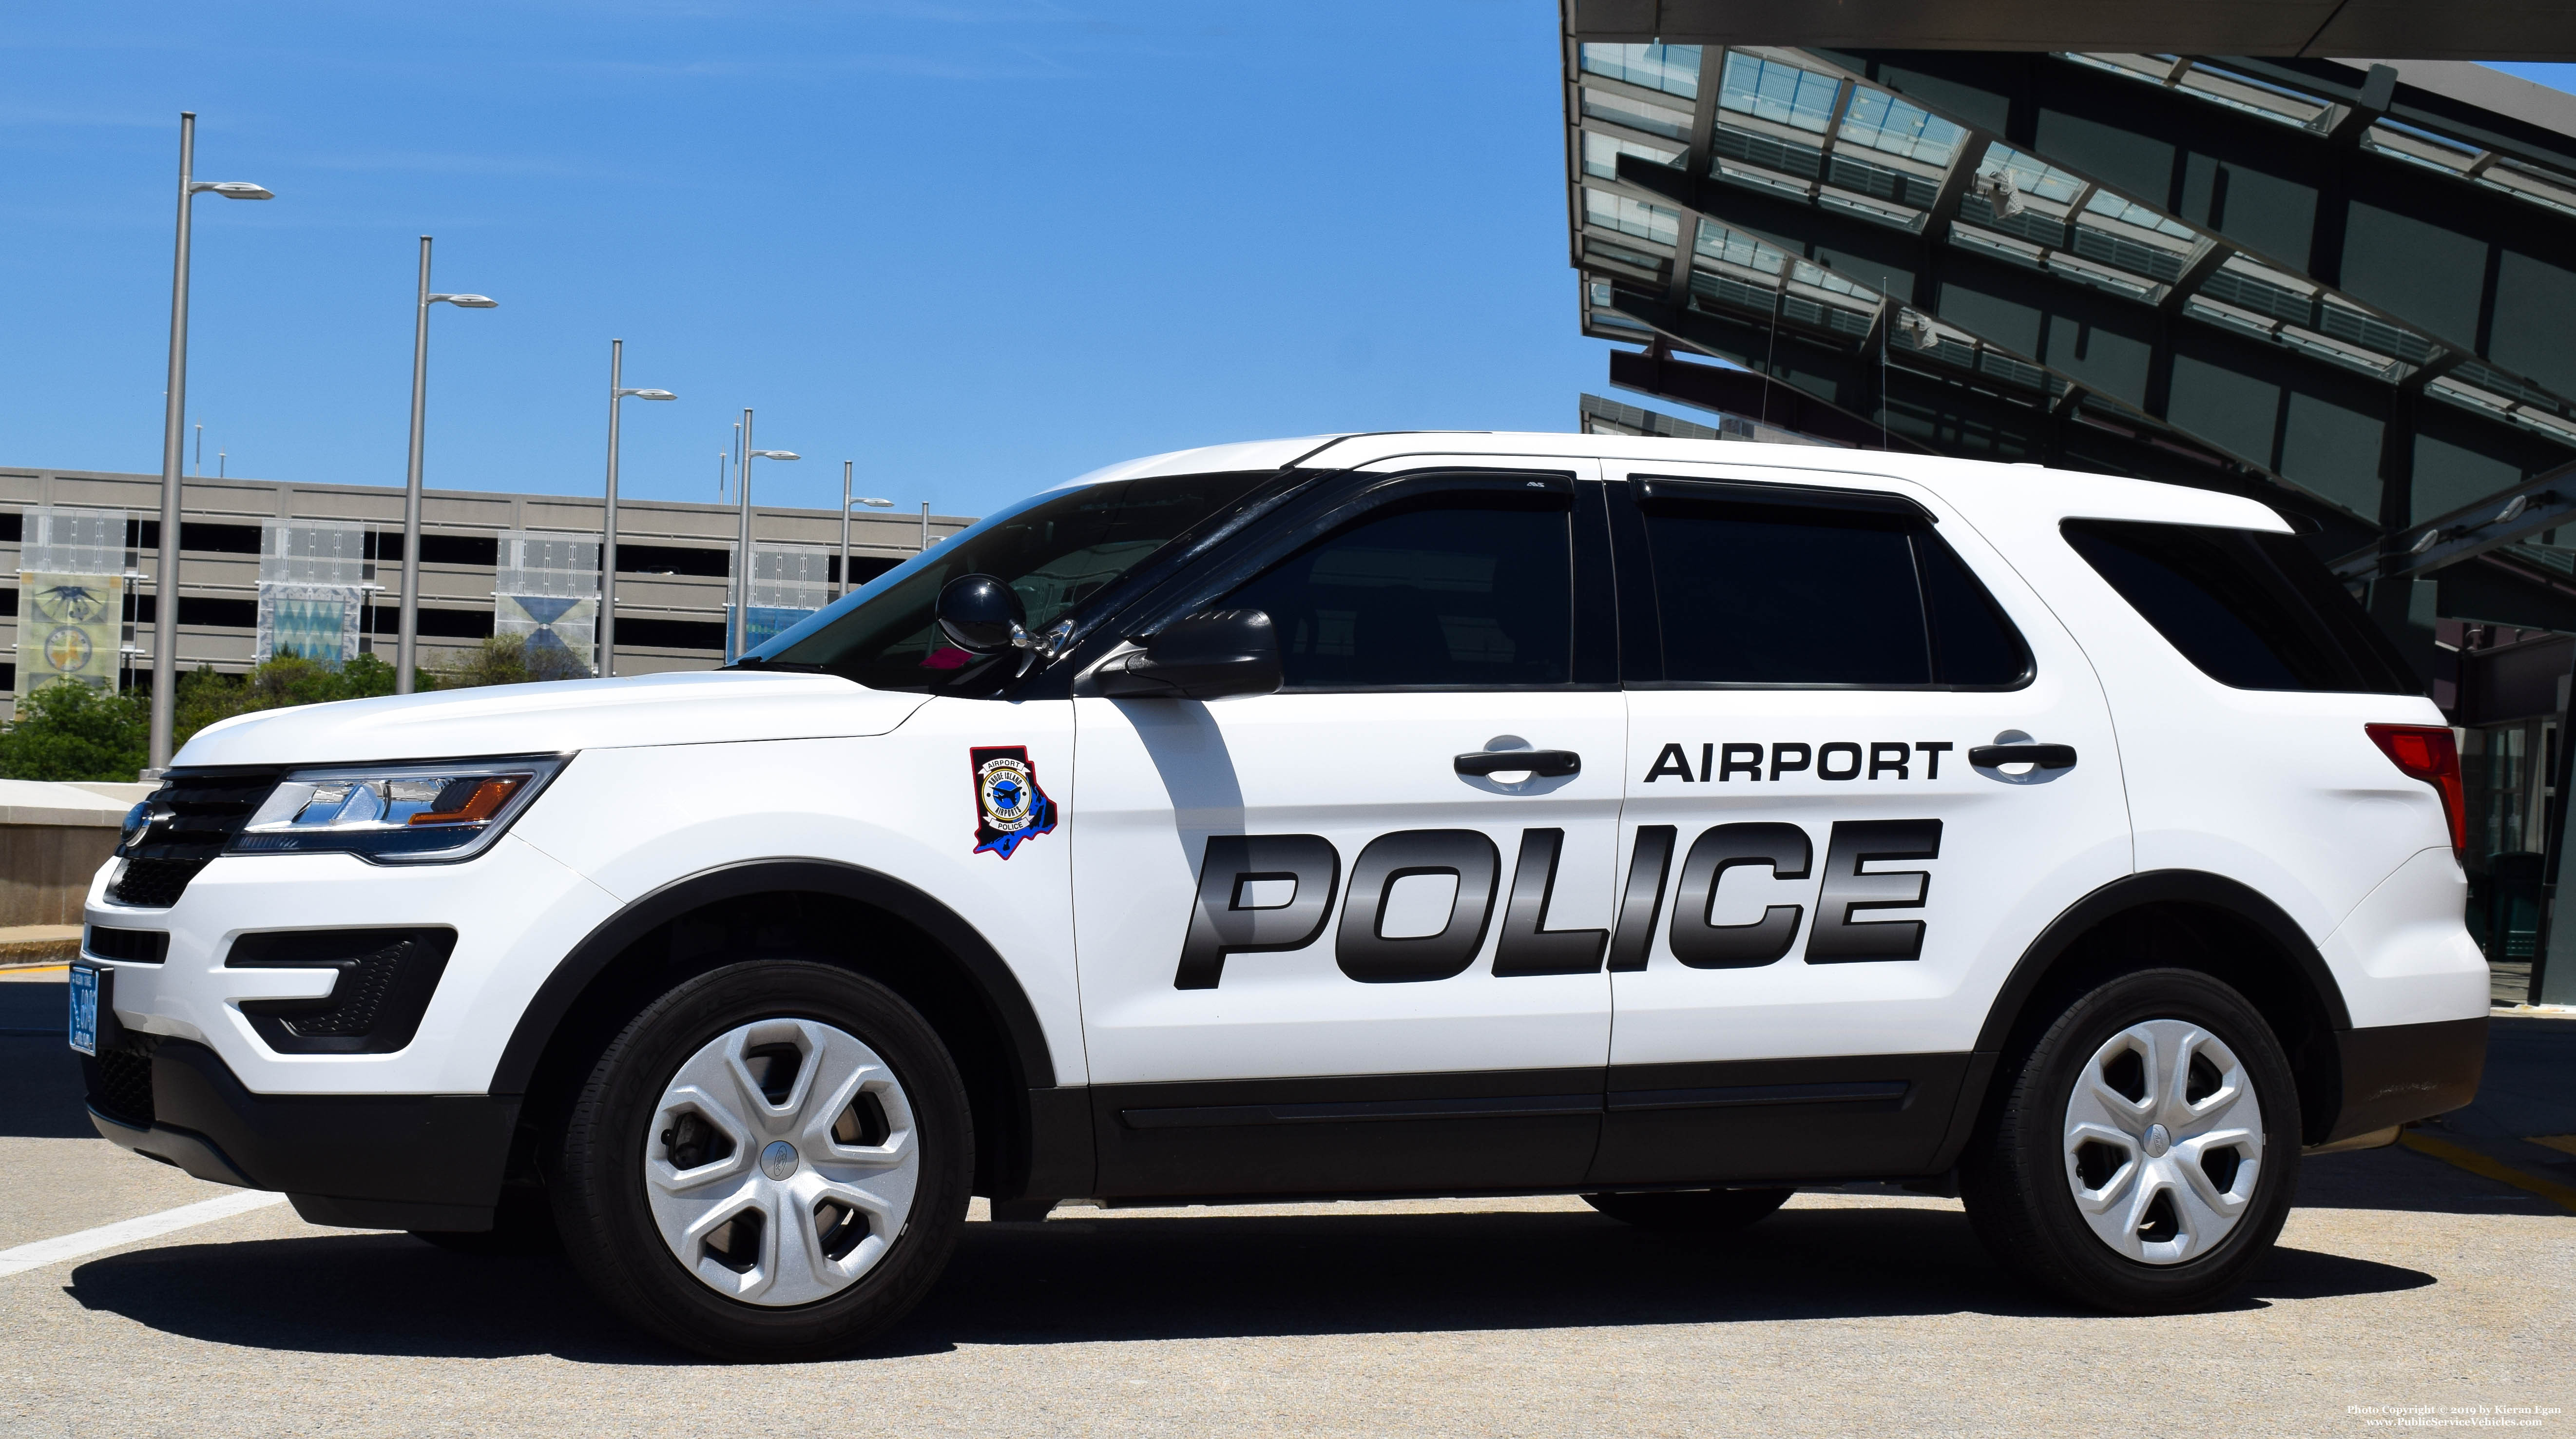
xmin=2366 ymin=723 xmax=2465 ymax=852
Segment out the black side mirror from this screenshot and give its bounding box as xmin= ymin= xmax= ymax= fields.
xmin=1096 ymin=609 xmax=1282 ymax=700
xmin=935 ymin=574 xmax=1026 ymax=656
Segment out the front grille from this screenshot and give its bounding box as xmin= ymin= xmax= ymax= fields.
xmin=104 ymin=769 xmax=282 ymax=909
xmin=83 ymin=1038 xmax=156 ymax=1128
xmin=231 ymin=928 xmax=457 ymax=1055
xmin=85 ymin=926 xmax=168 ymax=964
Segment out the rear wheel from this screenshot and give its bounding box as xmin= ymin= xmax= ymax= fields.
xmin=548 ymin=961 xmax=972 ymax=1361
xmin=1960 ymin=967 xmax=2297 ymax=1314
xmin=1581 ymin=1187 xmax=1793 ymax=1233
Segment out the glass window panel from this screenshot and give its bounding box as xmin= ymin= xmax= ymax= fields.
xmin=2490 ymin=250 xmax=2576 ymax=401
xmin=1581 ymin=131 xmax=1682 ymax=180
xmin=2279 ymin=392 xmax=2385 ymax=520
xmin=2060 ymin=520 xmax=2418 ymax=694
xmin=1580 ymin=88 xmax=1692 ymax=141
xmin=1838 ymin=88 xmax=1963 ymax=166
xmin=1719 ymin=52 xmax=1840 ymax=134
xmin=1917 ymin=535 xmax=2032 ymax=686
xmin=1225 ymin=500 xmax=1573 ymax=689
xmin=1579 ymin=42 xmax=1702 ymax=99
xmin=762 ymin=472 xmax=1268 ymax=688
xmin=2412 ymin=433 xmax=2524 ymax=523
xmin=2166 ymin=354 xmax=2281 ymax=467
xmin=2341 ymin=202 xmax=2487 ymax=347
xmin=1584 ymin=188 xmax=1681 ymax=246
xmin=1979 ymin=145 xmax=2085 ymax=206
xmin=2035 ymin=109 xmax=2174 ymax=203
xmin=1644 ymin=500 xmax=1930 ymax=685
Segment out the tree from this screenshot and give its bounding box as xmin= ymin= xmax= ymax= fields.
xmin=173 ymin=653 xmax=416 ymax=751
xmin=431 ymin=634 xmax=589 ymax=688
xmin=0 ymin=682 xmax=150 ymax=782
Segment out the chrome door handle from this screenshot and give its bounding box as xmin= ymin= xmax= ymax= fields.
xmin=1455 ymin=749 xmax=1581 ymax=778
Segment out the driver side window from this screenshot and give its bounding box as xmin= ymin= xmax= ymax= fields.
xmin=1221 ymin=495 xmax=1573 ymax=689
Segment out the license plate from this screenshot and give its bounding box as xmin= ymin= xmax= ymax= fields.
xmin=68 ymin=964 xmax=100 ymax=1056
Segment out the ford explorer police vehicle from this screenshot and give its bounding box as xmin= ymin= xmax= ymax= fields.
xmin=74 ymin=432 xmax=2488 ymax=1360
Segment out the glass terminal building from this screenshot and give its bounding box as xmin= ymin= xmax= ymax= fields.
xmin=1556 ymin=5 xmax=2576 ymax=997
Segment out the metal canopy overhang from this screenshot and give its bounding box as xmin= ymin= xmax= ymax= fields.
xmin=1569 ymin=0 xmax=2576 ymax=61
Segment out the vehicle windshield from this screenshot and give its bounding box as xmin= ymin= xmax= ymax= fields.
xmin=748 ymin=470 xmax=1271 ymax=690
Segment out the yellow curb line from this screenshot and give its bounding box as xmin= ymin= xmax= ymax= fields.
xmin=0 ymin=964 xmax=68 ymax=976
xmin=2397 ymin=1131 xmax=2576 ymax=1214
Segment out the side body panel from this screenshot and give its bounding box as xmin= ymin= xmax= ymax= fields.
xmin=510 ymin=702 xmax=1087 ymax=1087
xmin=1967 ymin=487 xmax=2488 ymax=1028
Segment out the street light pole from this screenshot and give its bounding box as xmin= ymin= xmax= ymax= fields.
xmin=601 ymin=339 xmax=675 ymax=678
xmin=727 ymin=409 xmax=798 ymax=661
xmin=396 ymin=236 xmax=496 ymax=694
xmin=731 ymin=409 xmax=750 ymax=661
xmin=843 ymin=484 xmax=894 ymax=601
xmin=150 ymin=112 xmax=271 ymax=773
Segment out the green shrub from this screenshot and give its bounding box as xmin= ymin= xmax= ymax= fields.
xmin=0 ymin=682 xmax=150 ymax=782
xmin=431 ymin=634 xmax=589 ymax=688
xmin=173 ymin=653 xmax=416 ymax=750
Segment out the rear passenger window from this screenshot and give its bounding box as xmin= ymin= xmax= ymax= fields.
xmin=1636 ymin=484 xmax=2029 ymax=688
xmin=2061 ymin=519 xmax=2421 ymax=695
xmin=1224 ymin=495 xmax=1573 ymax=688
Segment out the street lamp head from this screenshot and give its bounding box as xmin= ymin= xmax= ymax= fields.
xmin=751 ymin=449 xmax=800 ymax=461
xmin=853 ymin=497 xmax=895 ymax=508
xmin=625 ymin=389 xmax=678 ymax=401
xmin=430 ymin=293 xmax=499 ymax=309
xmin=193 ymin=181 xmax=273 ymax=200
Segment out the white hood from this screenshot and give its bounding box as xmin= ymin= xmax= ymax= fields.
xmin=172 ymin=670 xmax=930 ymax=769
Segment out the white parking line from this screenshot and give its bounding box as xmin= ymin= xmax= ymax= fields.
xmin=0 ymin=1190 xmax=289 ymax=1277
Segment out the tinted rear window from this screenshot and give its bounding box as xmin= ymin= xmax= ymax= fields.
xmin=2060 ymin=519 xmax=2420 ymax=695
xmin=1638 ymin=487 xmax=2029 ymax=687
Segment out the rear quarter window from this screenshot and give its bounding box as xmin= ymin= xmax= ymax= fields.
xmin=2060 ymin=518 xmax=2421 ymax=696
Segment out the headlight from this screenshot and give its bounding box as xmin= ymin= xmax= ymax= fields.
xmin=228 ymin=756 xmax=568 ymax=864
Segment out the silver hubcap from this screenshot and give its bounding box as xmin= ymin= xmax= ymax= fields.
xmin=645 ymin=1017 xmax=920 ymax=1306
xmin=2061 ymin=1019 xmax=2263 ymax=1265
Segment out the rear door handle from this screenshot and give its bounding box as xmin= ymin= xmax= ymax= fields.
xmin=1455 ymin=749 xmax=1581 ymax=778
xmin=1969 ymin=743 xmax=2077 ymax=770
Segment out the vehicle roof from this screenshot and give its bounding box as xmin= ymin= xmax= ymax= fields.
xmin=1066 ymin=431 xmax=2290 ymax=533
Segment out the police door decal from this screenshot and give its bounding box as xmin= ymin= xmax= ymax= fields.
xmin=970 ymin=746 xmax=1058 ymax=859
xmin=1174 ymin=819 xmax=1940 ymax=988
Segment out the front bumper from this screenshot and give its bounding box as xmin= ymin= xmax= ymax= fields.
xmin=85 ymin=1032 xmax=517 ymax=1231
xmin=82 ymin=832 xmax=620 ymax=1095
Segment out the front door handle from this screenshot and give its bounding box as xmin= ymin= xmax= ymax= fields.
xmin=1455 ymin=749 xmax=1581 ymax=778
xmin=1969 ymin=743 xmax=2077 ymax=770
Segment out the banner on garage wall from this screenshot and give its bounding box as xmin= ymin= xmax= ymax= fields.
xmin=731 ymin=543 xmax=832 ymax=655
xmin=17 ymin=572 xmax=124 ymax=695
xmin=256 ymin=521 xmax=370 ymax=669
xmin=18 ymin=506 xmax=133 ymax=696
xmin=495 ymin=531 xmax=600 ymax=677
xmin=255 ymin=583 xmax=365 ymax=666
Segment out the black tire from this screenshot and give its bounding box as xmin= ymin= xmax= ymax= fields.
xmin=412 ymin=1186 xmax=561 ymax=1256
xmin=1959 ymin=967 xmax=2299 ymax=1314
xmin=547 ymin=961 xmax=973 ymax=1361
xmin=1581 ymin=1187 xmax=1793 ymax=1233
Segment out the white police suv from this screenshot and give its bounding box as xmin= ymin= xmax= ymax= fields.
xmin=74 ymin=432 xmax=2487 ymax=1358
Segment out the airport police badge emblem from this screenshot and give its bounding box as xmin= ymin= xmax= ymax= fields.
xmin=970 ymin=745 xmax=1057 ymax=859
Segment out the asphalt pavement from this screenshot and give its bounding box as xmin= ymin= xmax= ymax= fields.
xmin=2 ymin=970 xmax=2569 ymax=1438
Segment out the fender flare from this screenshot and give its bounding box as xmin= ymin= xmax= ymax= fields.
xmin=1972 ymin=869 xmax=2354 ymax=1055
xmin=488 ymin=857 xmax=1057 ymax=1095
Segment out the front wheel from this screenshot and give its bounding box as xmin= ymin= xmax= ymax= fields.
xmin=1960 ymin=967 xmax=2298 ymax=1314
xmin=548 ymin=961 xmax=973 ymax=1361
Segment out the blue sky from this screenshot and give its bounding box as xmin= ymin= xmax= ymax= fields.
xmin=2 ymin=0 xmax=1590 ymax=520
xmin=5 ymin=6 xmax=2573 ymax=521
